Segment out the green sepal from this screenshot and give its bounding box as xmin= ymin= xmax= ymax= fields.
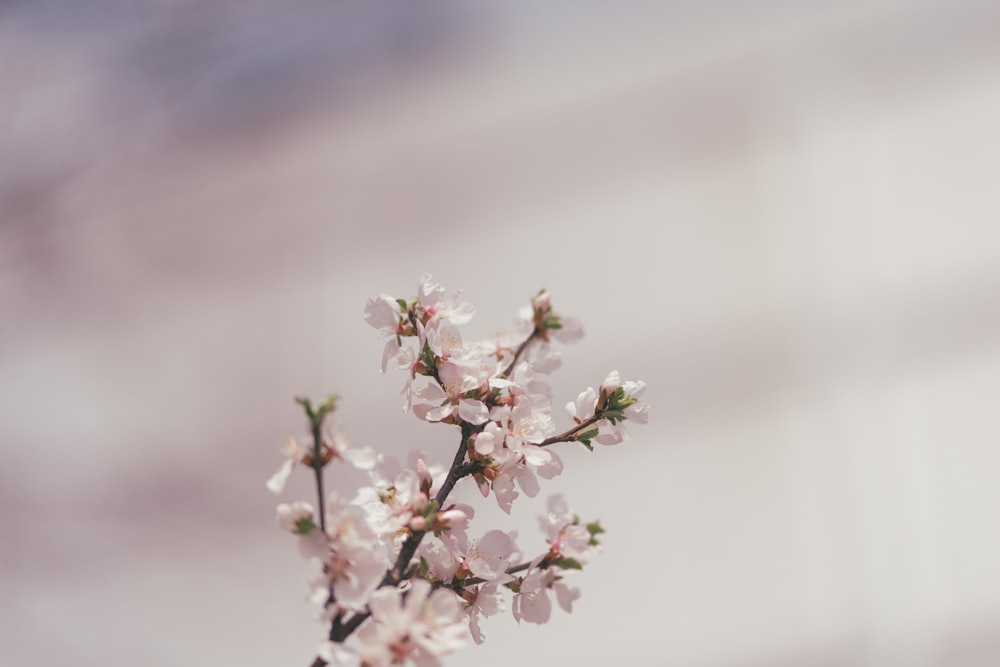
xmin=294 ymin=517 xmax=317 ymax=535
xmin=576 ymin=423 xmax=599 ymax=450
xmin=585 ymin=520 xmax=605 ymax=546
xmin=295 ymin=394 xmax=339 ymax=429
xmin=419 ymin=342 xmax=437 ymax=370
xmin=549 ymin=556 xmax=583 ymax=571
xmin=603 ymin=388 xmax=637 ymax=416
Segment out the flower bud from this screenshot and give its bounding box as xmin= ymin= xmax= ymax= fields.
xmin=532 ymin=290 xmax=552 ymax=315
xmin=599 ymin=370 xmax=623 ymax=404
xmin=412 ymin=492 xmax=429 ymax=514
xmin=436 ymin=508 xmax=469 ymax=530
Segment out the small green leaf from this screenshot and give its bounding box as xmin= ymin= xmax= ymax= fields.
xmin=295 ymin=394 xmax=338 ymax=429
xmin=294 ymin=396 xmax=315 ymax=422
xmin=602 ymin=409 xmax=626 ymax=424
xmin=549 ymin=556 xmax=583 ymax=570
xmin=576 ymin=423 xmax=599 ymax=450
xmin=424 ymin=500 xmax=440 ymax=518
xmin=420 ymin=342 xmax=437 ymax=369
xmin=586 ymin=520 xmax=605 ymax=546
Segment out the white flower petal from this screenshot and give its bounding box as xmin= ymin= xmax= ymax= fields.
xmin=458 ymin=399 xmax=489 ymax=425
xmin=266 ymin=458 xmax=295 ymax=494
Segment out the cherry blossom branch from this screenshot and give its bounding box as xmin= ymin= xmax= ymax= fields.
xmin=278 ymin=279 xmax=648 ymax=667
xmin=295 ymin=396 xmax=338 ymax=533
xmin=389 ymin=423 xmax=476 ymax=585
xmin=455 ymin=561 xmax=534 ymax=588
xmin=305 ymin=402 xmax=618 ymax=664
xmin=317 ymin=422 xmax=482 ymax=658
xmin=537 ymin=414 xmax=602 ymax=448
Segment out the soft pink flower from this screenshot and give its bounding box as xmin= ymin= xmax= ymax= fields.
xmin=357 ymin=579 xmax=467 ymax=667
xmin=267 ymin=430 xmax=374 ymax=494
xmin=415 ymin=360 xmax=489 ymax=425
xmin=465 ymin=530 xmax=515 ymax=580
xmin=540 ymin=494 xmax=593 ymax=561
xmin=464 ymin=581 xmax=506 ymax=644
xmin=364 ymin=295 xmax=410 ymax=373
xmin=511 ymin=569 xmax=552 ymax=624
xmin=417 ymin=275 xmax=475 ymax=326
xmin=566 ymin=387 xmax=598 ymax=424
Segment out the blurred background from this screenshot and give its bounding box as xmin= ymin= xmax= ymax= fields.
xmin=3 ymin=1 xmax=1000 ymax=666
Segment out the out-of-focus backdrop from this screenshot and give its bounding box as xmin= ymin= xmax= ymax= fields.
xmin=3 ymin=1 xmax=1000 ymax=666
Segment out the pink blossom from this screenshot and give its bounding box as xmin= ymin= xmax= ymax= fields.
xmin=566 ymin=387 xmax=598 ymax=424
xmin=316 ymin=640 xmax=361 ymax=667
xmin=554 ymin=579 xmax=581 ymax=613
xmin=465 ymin=530 xmax=516 ymax=580
xmin=417 ymin=275 xmax=475 ymax=326
xmin=472 ymin=422 xmax=505 ymax=457
xmin=540 ymin=494 xmax=593 ymax=561
xmin=463 ymin=582 xmax=505 ymax=644
xmin=265 ymin=436 xmax=307 ymax=494
xmin=267 ymin=430 xmax=375 ymax=494
xmin=414 ymin=360 xmax=489 ymax=425
xmin=324 ymin=494 xmax=389 ymax=611
xmin=511 ymin=569 xmax=551 ymax=624
xmin=490 ymin=474 xmax=518 ymax=514
xmin=364 ymin=295 xmax=410 ymax=373
xmin=551 ymin=316 xmax=584 ymax=343
xmin=511 ymin=567 xmax=580 ymax=625
xmin=357 ymin=579 xmax=467 ymax=667
xmin=424 ymin=321 xmax=463 ymax=361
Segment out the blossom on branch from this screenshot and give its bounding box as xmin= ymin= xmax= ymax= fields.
xmin=356 ymin=579 xmax=467 ymax=667
xmin=273 ymin=278 xmax=647 ymax=667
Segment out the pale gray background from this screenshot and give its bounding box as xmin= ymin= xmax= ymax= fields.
xmin=3 ymin=1 xmax=1000 ymax=666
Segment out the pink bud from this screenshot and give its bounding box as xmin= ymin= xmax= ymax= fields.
xmin=532 ymin=290 xmax=552 ymax=314
xmin=437 ymin=508 xmax=468 ymax=529
xmin=599 ymin=370 xmax=622 ymax=401
xmin=412 ymin=492 xmax=429 ymax=513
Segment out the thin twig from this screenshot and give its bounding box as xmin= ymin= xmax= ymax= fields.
xmin=311 ymin=421 xmax=327 ymax=535
xmin=458 ymin=560 xmax=535 ymax=588
xmin=537 ymin=414 xmax=602 ymax=448
xmin=498 ymin=327 xmax=541 ymax=379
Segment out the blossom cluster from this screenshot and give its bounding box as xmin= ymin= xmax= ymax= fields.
xmin=270 ymin=276 xmax=648 ymax=667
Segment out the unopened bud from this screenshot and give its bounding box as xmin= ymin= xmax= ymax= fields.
xmin=437 ymin=508 xmax=468 ymax=529
xmin=599 ymin=370 xmax=622 ymax=402
xmin=532 ymin=290 xmax=552 ymax=315
xmin=412 ymin=492 xmax=429 ymax=513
